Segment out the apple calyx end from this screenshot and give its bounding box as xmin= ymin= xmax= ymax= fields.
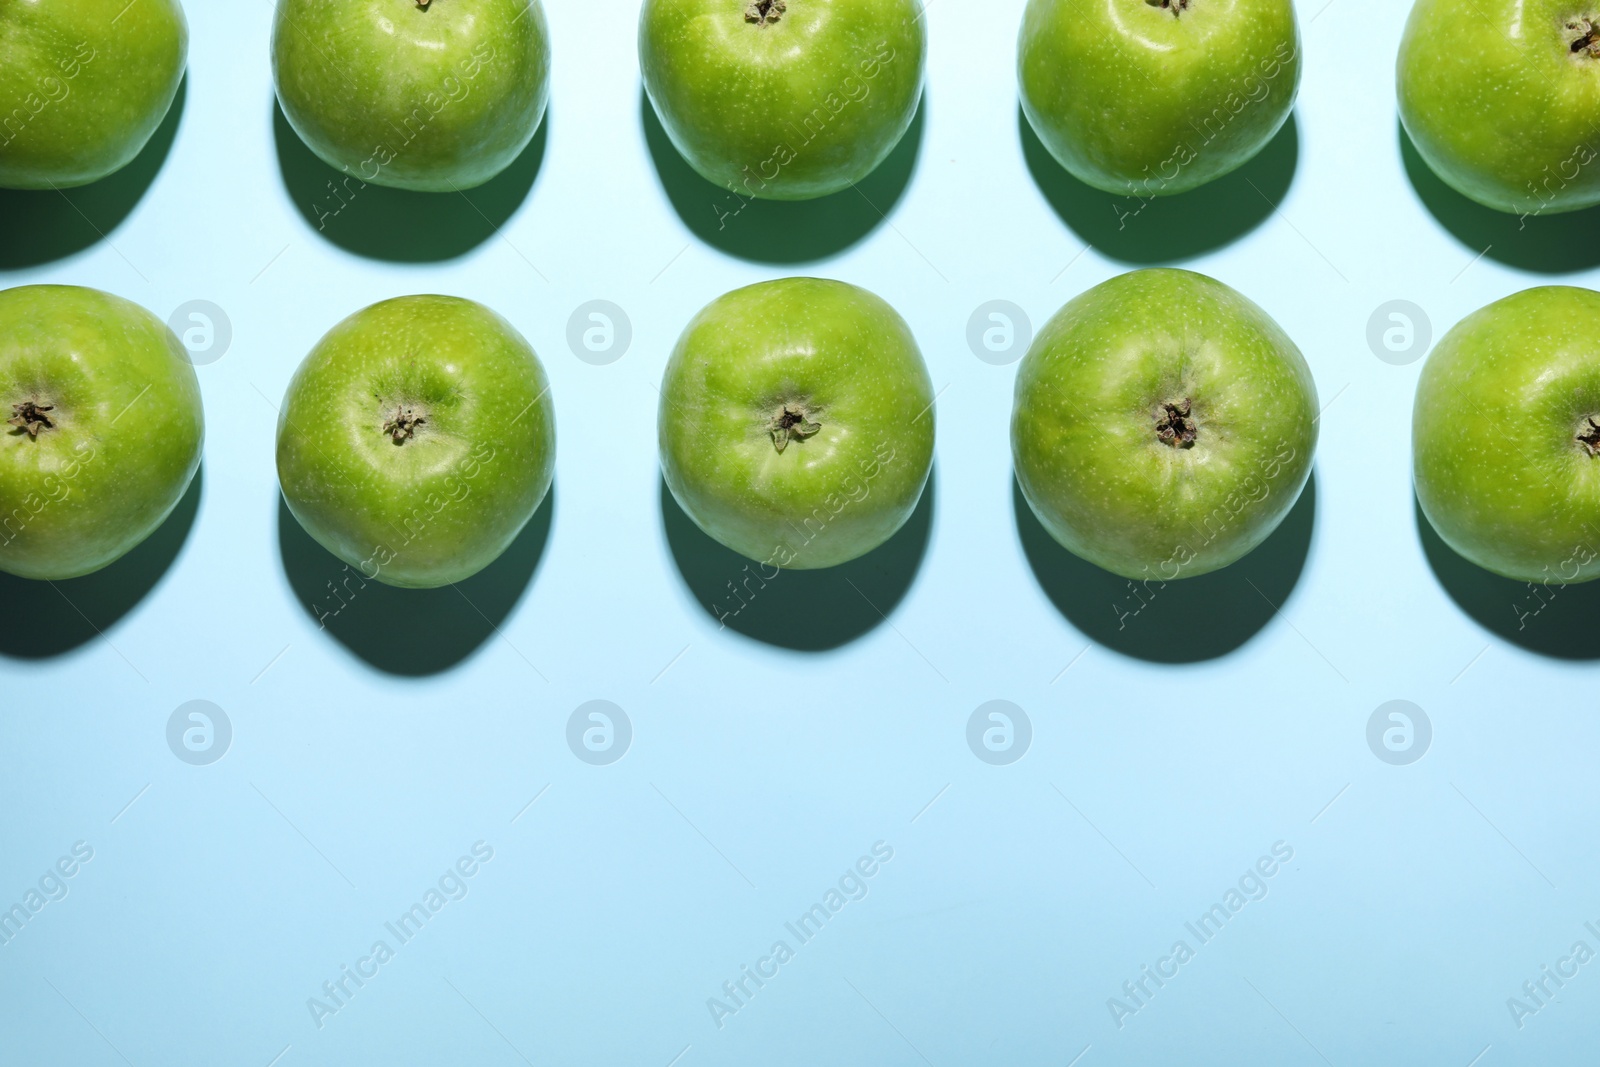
xmin=7 ymin=401 xmax=56 ymax=439
xmin=768 ymin=405 xmax=820 ymax=454
xmin=1146 ymin=0 xmax=1191 ymax=17
xmin=1571 ymin=19 xmax=1600 ymax=57
xmin=382 ymin=405 xmax=427 ymax=445
xmin=1156 ymin=399 xmax=1198 ymax=449
xmin=1579 ymin=417 xmax=1600 ymax=455
xmin=745 ymin=0 xmax=787 ymax=27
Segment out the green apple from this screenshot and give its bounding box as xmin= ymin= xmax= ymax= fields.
xmin=272 ymin=0 xmax=551 ymax=193
xmin=639 ymin=0 xmax=926 ymax=201
xmin=1018 ymin=0 xmax=1299 ymax=197
xmin=0 ymin=0 xmax=187 ymax=189
xmin=659 ymin=278 xmax=934 ymax=569
xmin=0 ymin=285 xmax=203 ymax=580
xmin=1012 ymin=269 xmax=1317 ymax=580
xmin=1414 ymin=287 xmax=1600 ymax=583
xmin=1398 ymin=0 xmax=1600 ymax=216
xmin=276 ymin=295 xmax=555 ymax=590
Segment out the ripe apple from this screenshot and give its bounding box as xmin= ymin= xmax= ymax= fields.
xmin=658 ymin=278 xmax=934 ymax=569
xmin=0 ymin=285 xmax=204 ymax=580
xmin=1398 ymin=0 xmax=1600 ymax=216
xmin=1018 ymin=0 xmax=1300 ymax=197
xmin=639 ymin=0 xmax=926 ymax=200
xmin=1414 ymin=287 xmax=1600 ymax=583
xmin=276 ymin=295 xmax=555 ymax=589
xmin=271 ymin=0 xmax=551 ymax=193
xmin=1012 ymin=269 xmax=1317 ymax=579
xmin=0 ymin=0 xmax=187 ymax=189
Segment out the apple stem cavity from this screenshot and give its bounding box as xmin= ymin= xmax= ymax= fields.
xmin=383 ymin=405 xmax=426 ymax=444
xmin=768 ymin=405 xmax=820 ymax=453
xmin=745 ymin=0 xmax=787 ymax=27
xmin=1146 ymin=0 xmax=1191 ymax=17
xmin=1155 ymin=399 xmax=1198 ymax=449
xmin=7 ymin=400 xmax=56 ymax=439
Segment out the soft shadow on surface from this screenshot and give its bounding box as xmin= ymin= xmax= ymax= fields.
xmin=273 ymin=101 xmax=546 ymax=262
xmin=641 ymin=88 xmax=924 ymax=264
xmin=1398 ymin=121 xmax=1600 ymax=274
xmin=0 ymin=76 xmax=186 ymax=270
xmin=1015 ymin=472 xmax=1315 ymax=664
xmin=0 ymin=464 xmax=201 ymax=659
xmin=662 ymin=473 xmax=933 ymax=651
xmin=277 ymin=487 xmax=553 ymax=676
xmin=1020 ymin=106 xmax=1298 ymax=265
xmin=1415 ymin=497 xmax=1600 ymax=660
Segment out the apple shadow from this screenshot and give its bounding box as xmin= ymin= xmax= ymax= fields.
xmin=276 ymin=486 xmax=553 ymax=675
xmin=272 ymin=99 xmax=547 ymax=263
xmin=1015 ymin=472 xmax=1315 ymax=663
xmin=1414 ymin=497 xmax=1600 ymax=660
xmin=1398 ymin=121 xmax=1600 ymax=274
xmin=0 ymin=463 xmax=201 ymax=659
xmin=661 ymin=472 xmax=933 ymax=651
xmin=0 ymin=76 xmax=186 ymax=270
xmin=641 ymin=88 xmax=924 ymax=264
xmin=1020 ymin=105 xmax=1298 ymax=265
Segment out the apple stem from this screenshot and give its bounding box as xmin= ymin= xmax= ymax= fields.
xmin=768 ymin=405 xmax=821 ymax=453
xmin=1579 ymin=417 xmax=1600 ymax=455
xmin=7 ymin=400 xmax=55 ymax=439
xmin=1571 ymin=19 xmax=1600 ymax=56
xmin=1146 ymin=0 xmax=1191 ymax=16
xmin=1155 ymin=399 xmax=1197 ymax=449
xmin=745 ymin=0 xmax=787 ymax=27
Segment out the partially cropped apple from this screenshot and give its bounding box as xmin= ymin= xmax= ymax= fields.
xmin=1399 ymin=0 xmax=1600 ymax=215
xmin=640 ymin=0 xmax=926 ymax=200
xmin=1013 ymin=269 xmax=1317 ymax=579
xmin=659 ymin=278 xmax=934 ymax=568
xmin=1019 ymin=0 xmax=1300 ymax=197
xmin=0 ymin=0 xmax=188 ymax=189
xmin=0 ymin=285 xmax=204 ymax=580
xmin=272 ymin=0 xmax=551 ymax=192
xmin=1415 ymin=287 xmax=1600 ymax=583
xmin=276 ymin=296 xmax=555 ymax=589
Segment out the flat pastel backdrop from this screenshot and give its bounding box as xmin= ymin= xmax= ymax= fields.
xmin=2 ymin=1 xmax=1595 ymax=1064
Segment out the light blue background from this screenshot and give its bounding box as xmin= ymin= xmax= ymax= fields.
xmin=3 ymin=1 xmax=1597 ymax=1064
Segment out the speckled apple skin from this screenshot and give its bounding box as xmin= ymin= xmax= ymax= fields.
xmin=276 ymin=296 xmax=555 ymax=590
xmin=1398 ymin=0 xmax=1600 ymax=216
xmin=0 ymin=285 xmax=204 ymax=580
xmin=1012 ymin=269 xmax=1317 ymax=580
xmin=0 ymin=0 xmax=188 ymax=189
xmin=640 ymin=0 xmax=926 ymax=200
xmin=272 ymin=0 xmax=550 ymax=192
xmin=658 ymin=278 xmax=934 ymax=569
xmin=1415 ymin=287 xmax=1600 ymax=583
xmin=1019 ymin=0 xmax=1299 ymax=197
